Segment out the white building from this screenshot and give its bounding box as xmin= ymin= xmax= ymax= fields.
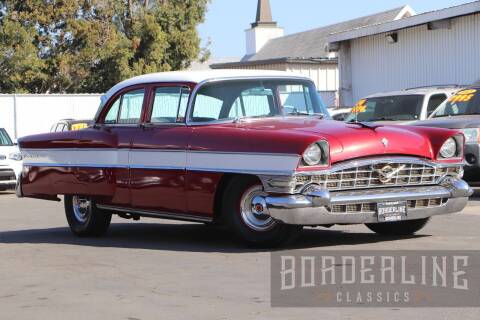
xmin=212 ymin=0 xmax=413 ymax=106
xmin=0 ymin=94 xmax=101 ymax=140
xmin=329 ymin=1 xmax=480 ymax=106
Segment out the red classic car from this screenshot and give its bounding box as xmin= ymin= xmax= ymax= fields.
xmin=17 ymin=70 xmax=472 ymax=246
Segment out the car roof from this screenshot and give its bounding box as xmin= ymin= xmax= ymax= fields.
xmin=102 ymin=70 xmax=311 ymax=105
xmin=364 ymin=86 xmax=462 ymax=99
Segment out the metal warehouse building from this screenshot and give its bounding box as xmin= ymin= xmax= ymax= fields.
xmin=328 ymin=1 xmax=480 ymax=106
xmin=212 ymin=0 xmax=413 ymax=106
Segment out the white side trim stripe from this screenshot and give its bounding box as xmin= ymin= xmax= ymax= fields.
xmin=22 ymin=148 xmax=300 ymax=176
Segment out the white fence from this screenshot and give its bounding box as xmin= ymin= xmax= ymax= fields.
xmin=0 ymin=94 xmax=102 ymax=140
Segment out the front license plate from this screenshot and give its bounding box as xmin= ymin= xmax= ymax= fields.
xmin=377 ymin=201 xmax=407 ymax=222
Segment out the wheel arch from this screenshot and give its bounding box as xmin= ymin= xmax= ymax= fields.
xmin=213 ymin=173 xmax=263 ymax=223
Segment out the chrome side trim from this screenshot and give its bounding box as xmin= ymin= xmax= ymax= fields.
xmin=96 ymin=205 xmax=213 ymax=223
xmin=21 ymin=148 xmax=300 ymax=176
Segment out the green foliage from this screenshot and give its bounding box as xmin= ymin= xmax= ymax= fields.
xmin=0 ymin=0 xmax=210 ymax=93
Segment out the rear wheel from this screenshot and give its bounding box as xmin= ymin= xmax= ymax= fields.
xmin=365 ymin=218 xmax=430 ymax=236
xmin=64 ymin=195 xmax=112 ymax=237
xmin=222 ymin=176 xmax=301 ymax=247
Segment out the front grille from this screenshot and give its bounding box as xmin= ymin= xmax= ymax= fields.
xmin=328 ymin=198 xmax=447 ymax=214
xmin=295 ymin=162 xmax=461 ymax=192
xmin=0 ymin=168 xmax=16 ymax=181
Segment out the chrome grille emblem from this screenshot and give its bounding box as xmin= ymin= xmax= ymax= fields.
xmin=374 ymin=164 xmax=406 ymax=184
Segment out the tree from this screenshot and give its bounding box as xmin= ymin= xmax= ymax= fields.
xmin=0 ymin=0 xmax=210 ymax=93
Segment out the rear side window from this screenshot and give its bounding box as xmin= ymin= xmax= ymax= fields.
xmin=427 ymin=94 xmax=447 ymax=116
xmin=150 ymin=87 xmax=190 ymax=123
xmin=103 ymin=89 xmax=145 ymax=124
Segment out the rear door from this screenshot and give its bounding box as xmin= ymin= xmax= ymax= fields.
xmin=130 ymin=84 xmax=192 ymax=213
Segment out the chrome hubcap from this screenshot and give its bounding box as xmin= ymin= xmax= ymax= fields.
xmin=72 ymin=196 xmax=91 ymax=223
xmin=240 ymin=185 xmax=276 ymax=232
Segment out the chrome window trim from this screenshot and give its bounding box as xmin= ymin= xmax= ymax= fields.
xmin=185 ymin=76 xmax=314 ymax=126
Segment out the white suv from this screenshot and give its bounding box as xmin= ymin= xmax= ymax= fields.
xmin=345 ymin=86 xmax=461 ymax=124
xmin=0 ymin=128 xmax=22 ymax=191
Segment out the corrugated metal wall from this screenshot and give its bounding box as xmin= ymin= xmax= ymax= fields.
xmin=349 ymin=13 xmax=480 ymax=104
xmin=286 ymin=63 xmax=339 ymax=93
xmin=226 ymin=62 xmax=339 ymax=105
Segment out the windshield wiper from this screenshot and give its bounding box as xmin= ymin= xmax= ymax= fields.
xmin=368 ymin=117 xmax=400 ymax=121
xmin=347 ymin=119 xmax=382 ymax=130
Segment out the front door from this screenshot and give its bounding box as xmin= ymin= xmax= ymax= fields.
xmin=130 ymin=85 xmax=191 ymax=213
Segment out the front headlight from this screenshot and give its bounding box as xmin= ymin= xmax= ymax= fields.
xmin=302 ymin=141 xmax=329 ymax=166
xmin=8 ymin=152 xmax=23 ymax=161
xmin=439 ymin=138 xmax=458 ymax=159
xmin=461 ymin=128 xmax=480 ymax=144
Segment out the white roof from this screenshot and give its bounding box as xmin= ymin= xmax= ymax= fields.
xmin=102 ymin=70 xmax=310 ymax=104
xmin=329 ymin=1 xmax=480 ymax=43
xmin=364 ymin=86 xmax=461 ymax=99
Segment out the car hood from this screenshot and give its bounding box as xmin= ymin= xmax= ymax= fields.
xmin=411 ymin=115 xmax=480 ymax=129
xmin=235 ymin=117 xmax=453 ymax=163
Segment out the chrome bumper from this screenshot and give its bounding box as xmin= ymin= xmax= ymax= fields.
xmin=263 ymin=178 xmax=472 ymax=225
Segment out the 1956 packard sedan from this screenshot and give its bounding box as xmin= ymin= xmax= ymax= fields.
xmin=17 ymin=70 xmax=472 ymax=246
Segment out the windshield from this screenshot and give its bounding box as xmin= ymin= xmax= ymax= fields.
xmin=345 ymin=95 xmax=424 ymax=122
xmin=431 ymin=89 xmax=480 ymax=118
xmin=0 ymin=129 xmax=13 ymax=146
xmin=190 ymin=80 xmax=328 ymax=122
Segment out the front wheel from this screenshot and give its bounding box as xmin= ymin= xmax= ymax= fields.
xmin=64 ymin=195 xmax=112 ymax=237
xmin=222 ymin=176 xmax=301 ymax=247
xmin=365 ymin=218 xmax=430 ymax=236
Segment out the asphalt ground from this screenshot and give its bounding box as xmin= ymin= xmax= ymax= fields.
xmin=0 ymin=191 xmax=479 ymax=319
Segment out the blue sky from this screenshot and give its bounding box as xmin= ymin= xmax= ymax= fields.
xmin=198 ymin=0 xmax=471 ymax=58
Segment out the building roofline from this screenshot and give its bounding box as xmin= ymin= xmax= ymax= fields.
xmin=273 ymin=5 xmax=409 ymax=42
xmin=328 ymin=1 xmax=480 ymax=43
xmin=211 ymin=57 xmax=338 ymax=69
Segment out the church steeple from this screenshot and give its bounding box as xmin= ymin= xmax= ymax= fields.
xmin=252 ymin=0 xmax=277 ymax=27
xmin=245 ymin=0 xmax=284 ymax=56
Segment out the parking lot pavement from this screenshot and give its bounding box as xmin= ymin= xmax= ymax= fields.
xmin=0 ymin=192 xmax=479 ymax=320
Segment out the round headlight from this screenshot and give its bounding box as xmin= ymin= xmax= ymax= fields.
xmin=303 ymin=143 xmax=322 ymax=166
xmin=439 ymin=138 xmax=457 ymax=159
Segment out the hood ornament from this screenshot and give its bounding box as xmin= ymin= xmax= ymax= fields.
xmin=381 ymin=138 xmax=389 ymax=147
